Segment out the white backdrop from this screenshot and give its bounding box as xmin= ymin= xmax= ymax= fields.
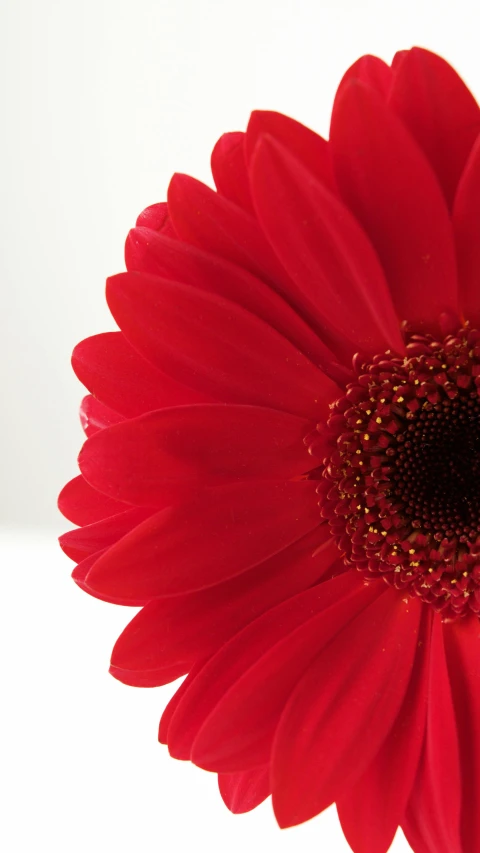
xmin=2 ymin=0 xmax=478 ymax=850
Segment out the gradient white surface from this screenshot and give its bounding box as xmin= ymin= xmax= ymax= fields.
xmin=2 ymin=0 xmax=478 ymax=849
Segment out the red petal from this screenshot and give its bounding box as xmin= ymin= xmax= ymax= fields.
xmin=79 ymin=404 xmax=312 ymax=507
xmin=245 ymin=111 xmax=336 ymax=191
xmin=109 ymin=527 xmax=339 ymax=687
xmin=165 ymin=573 xmax=372 ymax=761
xmin=250 ymin=134 xmax=404 ymax=359
xmin=330 ymin=80 xmax=459 ymax=334
xmin=158 ymin=665 xmax=204 ymax=745
xmin=403 ymin=617 xmax=462 ymax=853
xmin=452 ymin=135 xmax=480 ymax=326
xmin=389 ymin=48 xmax=480 ymax=208
xmin=71 ymin=551 xmax=148 ymax=606
xmin=190 ymin=576 xmax=383 ymax=772
xmin=337 ymin=609 xmax=431 ymax=853
xmin=218 ymin=768 xmax=270 ymax=814
xmin=210 ymin=132 xmax=254 ymax=213
xmin=124 ymin=228 xmax=347 ymax=382
xmin=336 ymin=54 xmax=393 ymax=99
xmin=106 ymin=273 xmax=338 ymax=420
xmin=85 ymin=480 xmax=320 ymax=602
xmin=79 ymin=395 xmax=124 ymax=436
xmin=271 ymin=589 xmax=423 ymax=828
xmin=58 ymin=475 xmax=129 ymax=526
xmin=59 ymin=507 xmax=155 ymax=562
xmin=443 ymin=617 xmax=480 ymax=853
xmin=135 ymin=202 xmax=177 ymax=238
xmin=72 ymin=332 xmax=212 ymax=418
xmin=167 ymin=173 xmax=295 ymax=294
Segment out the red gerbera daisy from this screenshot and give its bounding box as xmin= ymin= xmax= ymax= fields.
xmin=59 ymin=46 xmax=480 ymax=853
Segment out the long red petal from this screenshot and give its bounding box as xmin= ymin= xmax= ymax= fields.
xmin=124 ymin=228 xmax=347 ymax=381
xmin=389 ymin=47 xmax=480 ymax=208
xmin=271 ymin=589 xmax=423 ymax=828
xmin=85 ymin=480 xmax=321 ymax=601
xmin=106 ymin=273 xmax=339 ymax=420
xmin=330 ymin=80 xmax=459 ymax=334
xmin=250 ymin=134 xmax=404 ymax=359
xmin=78 ymin=404 xmax=312 ymax=507
xmin=403 ymin=616 xmax=462 ymax=853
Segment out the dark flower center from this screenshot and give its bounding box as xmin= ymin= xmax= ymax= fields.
xmin=312 ymin=327 xmax=480 ymax=620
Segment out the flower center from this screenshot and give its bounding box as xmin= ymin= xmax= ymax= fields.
xmin=312 ymin=327 xmax=480 ymax=620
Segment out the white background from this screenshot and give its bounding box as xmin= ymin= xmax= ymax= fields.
xmin=2 ymin=0 xmax=477 ymax=849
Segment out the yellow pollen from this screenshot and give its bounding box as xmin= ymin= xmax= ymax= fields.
xmin=381 ymin=531 xmax=387 ymax=536
xmin=408 ymin=548 xmax=415 ymax=555
xmin=428 ymin=568 xmax=434 ymax=573
xmin=463 ymin=571 xmax=469 ymax=577
xmin=366 ymin=410 xmax=372 ymax=415
xmin=356 ymin=419 xmax=362 ymax=424
xmin=451 ymin=578 xmax=458 ymax=584
xmin=397 ymin=396 xmax=404 ymax=402
xmin=414 ymin=379 xmax=420 ymax=385
xmin=376 ymin=417 xmax=382 ymax=424
xmin=363 ymin=434 xmax=370 ymax=441
xmin=357 ymin=504 xmax=362 ymax=510
xmin=356 ymin=449 xmax=361 ymax=454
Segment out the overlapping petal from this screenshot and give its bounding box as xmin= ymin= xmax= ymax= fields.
xmin=402 ymin=617 xmax=462 ymax=853
xmin=109 ymin=527 xmax=338 ymax=687
xmin=245 ymin=110 xmax=336 ymax=191
xmin=165 ymin=572 xmax=375 ymax=762
xmin=72 ymin=331 xmax=212 ymax=417
xmin=331 ymin=80 xmax=459 ymax=334
xmin=58 ymin=474 xmax=130 ymax=526
xmin=211 ymin=132 xmax=254 ymax=213
xmin=249 ymin=134 xmax=404 ymax=359
xmin=337 ymin=609 xmax=432 ymax=853
xmin=389 ymin=47 xmax=480 ymax=208
xmin=85 ymin=480 xmax=320 ymax=602
xmin=271 ymin=590 xmax=423 ymax=827
xmin=124 ymin=228 xmax=346 ymax=379
xmin=106 ymin=273 xmax=339 ymax=419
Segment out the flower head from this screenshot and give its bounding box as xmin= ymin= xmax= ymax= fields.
xmin=59 ymin=47 xmax=480 ymax=853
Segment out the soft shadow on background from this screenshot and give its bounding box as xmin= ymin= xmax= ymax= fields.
xmin=1 ymin=0 xmax=476 ymax=849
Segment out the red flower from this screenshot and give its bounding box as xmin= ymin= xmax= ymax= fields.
xmin=59 ymin=47 xmax=480 ymax=853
